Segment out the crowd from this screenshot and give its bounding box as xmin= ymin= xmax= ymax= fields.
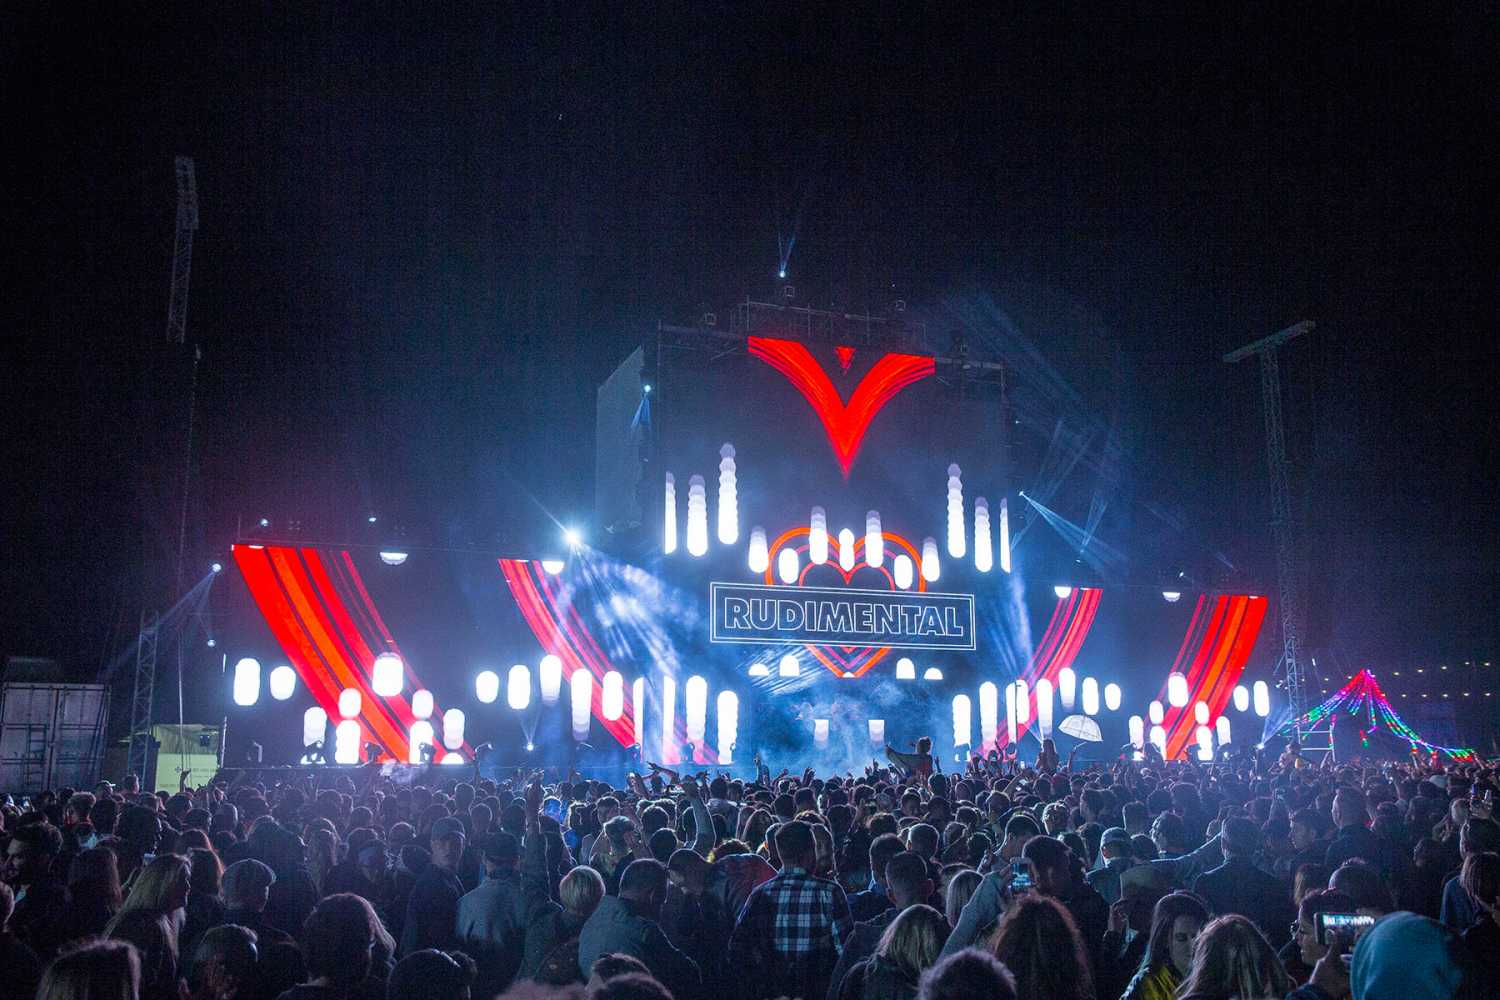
xmin=3 ymin=740 xmax=1499 ymax=1000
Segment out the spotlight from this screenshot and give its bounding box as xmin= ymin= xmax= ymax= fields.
xmin=526 ymin=741 xmax=534 ymax=752
xmin=778 ymin=268 xmax=786 ymax=279
xmin=1161 ymin=590 xmax=1181 ymax=603
xmin=367 ymin=514 xmax=378 ymax=524
xmin=258 ymin=517 xmax=270 ymax=528
xmin=563 ymin=527 xmax=583 ymax=549
xmin=1053 ymin=585 xmax=1073 ymax=599
xmin=206 ymin=637 xmax=216 ymax=648
xmin=211 ymin=562 xmax=223 ymax=574
xmin=642 ymin=383 xmax=653 ymax=394
xmin=379 ymin=551 xmax=408 ymax=566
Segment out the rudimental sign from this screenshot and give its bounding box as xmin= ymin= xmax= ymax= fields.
xmin=710 ymin=582 xmax=975 ymax=650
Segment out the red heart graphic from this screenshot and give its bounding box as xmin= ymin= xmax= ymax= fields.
xmin=748 ymin=337 xmax=935 ymax=478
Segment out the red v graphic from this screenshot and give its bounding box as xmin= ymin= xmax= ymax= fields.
xmin=748 ymin=337 xmax=936 ymax=478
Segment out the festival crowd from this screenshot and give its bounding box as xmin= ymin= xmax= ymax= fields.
xmin=3 ymin=738 xmax=1499 ymax=1000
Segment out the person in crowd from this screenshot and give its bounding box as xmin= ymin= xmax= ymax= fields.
xmin=847 ymin=834 xmax=905 ymax=923
xmin=914 ymin=947 xmax=1016 ymax=1000
xmin=1457 ymin=850 xmax=1499 ymax=995
xmin=105 ymin=854 xmax=191 ymax=941
xmin=1283 ymin=888 xmax=1355 ymax=985
xmin=987 ymin=893 xmax=1091 ymax=1000
xmin=826 ymin=852 xmax=937 ymax=1000
xmin=184 ymin=925 xmax=259 ymax=1000
xmin=1328 ymin=859 xmax=1395 ymax=916
xmin=1323 ymin=787 xmax=1380 ymax=874
xmin=3 ymin=819 xmax=68 ymax=954
xmin=1084 ymin=826 xmax=1134 ymax=905
xmin=585 ymin=953 xmax=652 ymax=994
xmin=253 ymin=825 xmax=319 ymax=939
xmin=578 ymin=859 xmax=699 ymax=999
xmin=1191 ymin=816 xmax=1297 ymax=948
xmin=61 ymin=846 xmax=125 ymax=942
xmin=0 ymin=881 xmax=44 ymax=1000
xmin=399 ymin=816 xmax=464 ymax=955
xmin=107 ymin=911 xmax=180 ymax=1000
xmin=1118 ymin=890 xmax=1209 ymax=1000
xmin=662 ymin=841 xmax=773 ymax=989
xmin=37 ymin=938 xmax=141 ymax=1000
xmin=182 ymin=849 xmax=226 ymax=949
xmin=730 ymin=819 xmax=852 ymax=1000
xmin=1440 ymin=816 xmax=1500 ymax=929
xmin=277 ymin=894 xmax=382 ymax=1000
xmin=835 ymin=903 xmax=948 ymax=1000
xmin=1175 ymin=913 xmax=1291 ymax=1000
xmin=941 ymin=869 xmax=980 ymax=931
xmin=386 ymin=950 xmax=475 ymax=1000
xmin=219 ymin=860 xmax=291 ymax=947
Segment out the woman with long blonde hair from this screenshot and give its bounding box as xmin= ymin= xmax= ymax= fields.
xmin=37 ymin=939 xmax=140 ymax=1000
xmin=306 ymin=827 xmax=338 ymax=896
xmin=1175 ymin=914 xmax=1292 ymax=1000
xmin=105 ymin=854 xmax=191 ymax=939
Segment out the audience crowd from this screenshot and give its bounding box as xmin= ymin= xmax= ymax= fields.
xmin=3 ymin=744 xmax=1499 ymax=1000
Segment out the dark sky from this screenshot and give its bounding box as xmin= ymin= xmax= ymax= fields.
xmin=3 ymin=5 xmax=1495 ymax=682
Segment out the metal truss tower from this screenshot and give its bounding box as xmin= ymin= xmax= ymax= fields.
xmin=166 ymin=157 xmax=198 ymax=344
xmin=126 ymin=610 xmax=160 ymax=785
xmin=1225 ymin=320 xmax=1316 ymax=737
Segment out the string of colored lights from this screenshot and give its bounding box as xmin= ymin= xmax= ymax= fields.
xmin=1279 ymin=669 xmax=1476 ymax=761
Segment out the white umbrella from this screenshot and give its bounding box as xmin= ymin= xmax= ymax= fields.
xmin=1057 ymin=714 xmax=1102 ymax=742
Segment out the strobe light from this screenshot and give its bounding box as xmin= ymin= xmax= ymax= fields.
xmin=921 ymin=537 xmax=940 ymax=582
xmin=539 ymin=654 xmax=563 ymax=704
xmin=686 ymin=475 xmax=708 ymax=557
xmin=474 ymin=670 xmax=500 ymax=704
xmin=716 ymin=691 xmax=738 ymax=763
xmin=893 ymin=554 xmax=914 ymax=590
xmin=1149 ymin=699 xmax=1165 ymax=725
xmin=268 ymin=665 xmax=296 ymax=701
xmin=973 ymin=497 xmax=993 ymax=572
xmin=571 ymin=671 xmax=593 ymax=740
xmin=1104 ymin=683 xmax=1122 ymax=712
xmin=379 ymin=551 xmax=408 ymax=566
xmin=1167 ymin=672 xmax=1189 ymax=708
xmin=232 ymin=658 xmax=261 ymax=707
xmin=896 ymin=657 xmax=916 ymax=680
xmin=1059 ymin=667 xmax=1077 ymax=711
xmin=602 ymin=670 xmax=624 ymax=721
xmin=507 ymin=665 xmax=531 ymax=710
xmin=865 ymin=511 xmax=883 ymax=568
xmin=838 ymin=528 xmax=856 ymax=572
xmin=685 ymin=675 xmax=708 ymax=745
xmin=1081 ymin=677 xmax=1100 ymax=716
xmin=1233 ymin=684 xmax=1250 ymax=712
xmin=952 ymin=694 xmax=972 ymax=748
xmin=867 ymin=719 xmax=885 ymax=745
xmin=1035 ymin=678 xmax=1054 ymax=737
xmin=411 ymin=689 xmax=434 ymax=720
xmin=372 ymin=652 xmax=404 ymax=697
xmin=946 ymin=464 xmax=965 ymax=559
xmin=1253 ymin=680 xmax=1271 ymax=717
xmin=716 ymin=444 xmax=738 ymax=545
xmin=809 ymin=507 xmax=829 ymax=564
xmin=778 ymin=547 xmax=800 ymax=584
xmin=337 ymin=688 xmax=361 ymax=719
xmin=748 ymin=527 xmax=769 ymax=574
xmin=663 ymin=472 xmax=678 ymax=554
xmin=408 ymin=721 xmax=434 ymax=764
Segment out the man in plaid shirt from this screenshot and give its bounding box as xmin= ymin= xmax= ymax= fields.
xmin=729 ymin=820 xmax=853 ymax=1000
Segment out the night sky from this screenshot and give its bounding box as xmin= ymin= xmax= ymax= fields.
xmin=3 ymin=6 xmax=1495 ymax=690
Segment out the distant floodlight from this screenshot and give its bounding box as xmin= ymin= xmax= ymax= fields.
xmin=1104 ymin=683 xmax=1122 ymax=712
xmin=563 ymin=527 xmax=583 ymax=549
xmin=1059 ymin=667 xmax=1077 ymax=711
xmin=302 ymin=708 xmax=327 ymax=748
xmin=232 ymin=658 xmax=261 ymax=707
xmin=507 ymin=664 xmax=531 ymax=711
xmin=1167 ymin=672 xmax=1189 ymax=708
xmin=1128 ymin=715 xmax=1145 ymax=749
xmin=748 ymin=527 xmax=769 ymax=574
xmin=685 ymin=675 xmax=708 ymax=744
xmin=865 ymin=511 xmax=883 ymax=568
xmin=867 ymin=719 xmax=885 ymax=745
xmin=748 ymin=662 xmax=770 ymax=677
xmin=539 ymin=654 xmax=563 ymax=704
xmin=717 ymin=690 xmax=739 ymax=763
xmin=777 ymin=547 xmax=800 ymax=584
xmin=1036 ymin=678 xmax=1054 ymax=737
xmin=1253 ymin=680 xmax=1271 ymax=717
xmin=896 ymin=657 xmax=916 ymax=680
xmin=921 ymin=537 xmax=940 ymax=582
xmin=893 ymin=554 xmax=914 ymax=590
xmin=379 ymin=551 xmax=409 ymax=566
xmin=1233 ymin=684 xmax=1250 ymax=712
xmin=337 ymin=687 xmax=361 ymax=719
xmin=602 ymin=670 xmax=624 ymax=721
xmin=571 ymin=671 xmax=593 ymax=739
xmin=1193 ymin=700 xmax=1209 ymax=725
xmin=1215 ymin=715 xmax=1232 ymax=745
xmin=372 ymin=652 xmax=404 ymax=697
xmin=952 ymin=694 xmax=972 ymax=748
xmin=1053 ymin=585 xmax=1073 ymax=600
xmin=334 ymin=720 xmax=361 ymax=764
xmin=778 ymin=654 xmax=801 ymax=678
xmin=442 ymin=708 xmax=465 ymax=749
xmin=269 ymin=665 xmax=296 ymax=701
xmin=923 ymin=667 xmax=943 ymax=681
xmin=1162 ymin=590 xmax=1181 ymax=603
xmin=540 ymin=560 xmax=564 ymax=575
xmin=411 ymin=689 xmax=434 ymax=720
xmin=408 ymin=721 xmax=434 ymax=763
xmin=474 ymin=670 xmax=500 ymax=704
xmin=1081 ymin=677 xmax=1100 ymax=716
xmin=809 ymin=507 xmax=829 ymax=564
xmin=1149 ymin=699 xmax=1165 ymax=725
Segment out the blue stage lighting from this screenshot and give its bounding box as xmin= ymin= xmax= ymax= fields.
xmin=211 ymin=562 xmax=223 ymax=574
xmin=526 ymin=741 xmax=535 ymax=752
xmin=563 ymin=527 xmax=583 ymax=549
xmin=779 ymin=269 xmax=786 ymax=279
xmin=643 ymin=383 xmax=653 ymax=394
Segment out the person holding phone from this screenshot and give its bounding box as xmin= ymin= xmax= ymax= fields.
xmin=1286 ymin=889 xmax=1356 ymax=984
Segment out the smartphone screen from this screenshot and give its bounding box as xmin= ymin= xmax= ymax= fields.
xmin=1010 ymin=859 xmax=1034 ymax=891
xmin=1316 ymin=912 xmax=1374 ymax=945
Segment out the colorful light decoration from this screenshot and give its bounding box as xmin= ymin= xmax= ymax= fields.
xmin=1167 ymin=672 xmax=1189 ymax=708
xmin=998 ymin=497 xmax=1012 ymax=573
xmin=1149 ymin=699 xmax=1165 ymax=725
xmin=748 ymin=526 xmax=768 ymax=574
xmin=893 ymin=554 xmax=915 ymax=590
xmin=952 ymin=694 xmax=972 ymax=748
xmin=838 ymin=528 xmax=856 ymax=572
xmin=896 ymin=657 xmax=916 ymax=680
xmin=1059 ymin=667 xmax=1077 ymax=710
xmin=1014 ymin=679 xmax=1030 ymax=724
xmin=1104 ymin=683 xmax=1122 ymax=712
xmin=474 ymin=670 xmax=500 ymax=705
xmin=1081 ymin=677 xmax=1100 ymax=716
xmin=1252 ymin=680 xmax=1271 ymax=717
xmin=269 ymin=665 xmax=297 ymax=701
xmin=232 ymin=658 xmax=261 ymax=707
xmin=1278 ymin=669 xmax=1476 ymax=760
xmin=539 ymin=654 xmax=563 ymax=705
xmin=686 ymin=475 xmax=709 ymax=556
xmin=1035 ymin=678 xmax=1054 ymax=737
xmin=973 ymin=497 xmax=992 ymax=573
xmin=411 ymin=689 xmax=433 ymax=720
xmin=946 ymin=464 xmax=966 ymax=558
xmin=602 ymin=671 xmax=624 ymax=721
xmin=865 ymin=511 xmax=884 ymax=568
xmin=1233 ymin=684 xmax=1250 ymax=712
xmin=716 ymin=444 xmax=738 ymax=545
xmin=809 ymin=507 xmax=829 ymax=564
xmin=507 ymin=665 xmax=531 ymax=711
xmin=979 ymin=681 xmax=999 ymax=748
xmin=778 ymin=547 xmax=800 ymax=584
xmin=921 ymin=537 xmax=940 ymax=582
xmin=717 ymin=691 xmax=738 ymax=762
xmin=663 ymin=472 xmax=677 ymax=554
